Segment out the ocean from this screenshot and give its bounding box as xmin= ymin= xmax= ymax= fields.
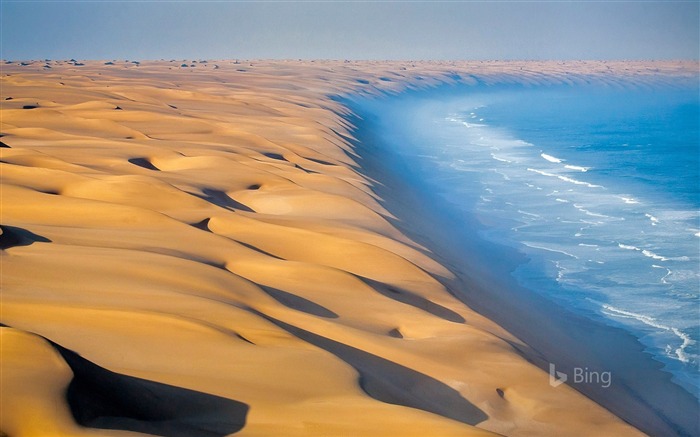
xmin=351 ymin=77 xmax=700 ymax=397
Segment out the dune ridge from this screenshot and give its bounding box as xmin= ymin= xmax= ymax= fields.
xmin=2 ymin=60 xmax=695 ymax=436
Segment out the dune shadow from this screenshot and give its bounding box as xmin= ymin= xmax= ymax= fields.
xmin=361 ymin=278 xmax=465 ymax=324
xmin=194 ymin=188 xmax=255 ymax=213
xmin=49 ymin=342 xmax=248 ymax=437
xmin=260 ymin=285 xmax=338 ymax=319
xmin=128 ymin=157 xmax=160 ymax=171
xmin=190 ymin=218 xmax=212 ymax=231
xmin=233 ymin=241 xmax=284 ymax=260
xmin=262 ymin=152 xmax=286 ymax=161
xmin=187 ymin=223 xmax=286 ymax=261
xmin=256 ymin=313 xmax=487 ymax=426
xmin=304 ymin=157 xmax=336 ymax=166
xmin=0 ymin=225 xmax=51 ymax=249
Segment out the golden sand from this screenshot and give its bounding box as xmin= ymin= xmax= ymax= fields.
xmin=2 ymin=60 xmax=694 ymax=436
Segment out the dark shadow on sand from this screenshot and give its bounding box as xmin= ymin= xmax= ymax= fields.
xmin=0 ymin=225 xmax=51 ymax=249
xmin=53 ymin=343 xmax=249 ymax=437
xmin=256 ymin=312 xmax=487 ymax=426
xmin=260 ymin=285 xmax=338 ymax=319
xmin=361 ymin=277 xmax=465 ymax=324
xmin=195 ymin=188 xmax=255 ymax=212
xmin=128 ymin=157 xmax=160 ymax=171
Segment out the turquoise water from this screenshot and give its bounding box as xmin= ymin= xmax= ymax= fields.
xmin=353 ymin=79 xmax=700 ymax=396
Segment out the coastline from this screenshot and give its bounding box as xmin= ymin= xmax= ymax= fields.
xmin=1 ymin=60 xmax=697 ymax=436
xmin=343 ymin=92 xmax=699 ymax=436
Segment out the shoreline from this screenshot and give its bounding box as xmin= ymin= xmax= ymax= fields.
xmin=343 ymin=92 xmax=699 ymax=436
xmin=2 ymin=60 xmax=697 ymax=436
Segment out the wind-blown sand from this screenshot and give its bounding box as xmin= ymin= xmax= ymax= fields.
xmin=1 ymin=60 xmax=696 ymax=437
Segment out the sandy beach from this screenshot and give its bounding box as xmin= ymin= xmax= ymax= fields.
xmin=1 ymin=60 xmax=697 ymax=436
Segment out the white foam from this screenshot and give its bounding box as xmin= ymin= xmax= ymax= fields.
xmin=645 ymin=213 xmax=659 ymax=225
xmin=527 ymin=168 xmax=604 ymax=188
xmin=564 ymin=164 xmax=590 ymax=172
xmin=574 ymin=204 xmax=617 ymax=219
xmin=554 ymin=261 xmax=567 ymax=281
xmin=642 ymin=249 xmax=669 ymax=261
xmin=541 ymin=153 xmax=563 ymax=163
xmin=461 ymin=121 xmax=485 ymax=129
xmin=557 ymin=174 xmax=603 ymax=189
xmin=522 ymin=242 xmax=579 ymax=259
xmin=652 ymin=265 xmax=673 ymax=284
xmin=491 ymin=154 xmax=512 ymax=163
xmin=493 ymin=169 xmax=511 ymax=181
xmin=618 ymin=244 xmax=688 ymax=262
xmin=555 ymin=198 xmax=569 ymax=203
xmin=518 ymin=210 xmax=541 ymax=218
xmin=619 ymin=196 xmax=640 ymax=204
xmin=671 ymin=328 xmax=695 ymax=364
xmin=600 ymin=304 xmax=696 ymax=364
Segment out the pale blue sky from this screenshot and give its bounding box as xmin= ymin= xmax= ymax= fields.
xmin=1 ymin=1 xmax=698 ymax=60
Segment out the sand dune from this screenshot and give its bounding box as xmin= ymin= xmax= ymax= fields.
xmin=2 ymin=59 xmax=693 ymax=436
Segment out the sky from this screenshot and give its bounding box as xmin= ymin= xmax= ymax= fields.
xmin=1 ymin=1 xmax=698 ymax=61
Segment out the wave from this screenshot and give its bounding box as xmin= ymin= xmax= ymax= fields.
xmin=517 ymin=210 xmax=541 ymax=218
xmin=521 ymin=242 xmax=579 ymax=259
xmin=493 ymin=169 xmax=511 ymax=181
xmin=461 ymin=121 xmax=486 ymax=129
xmin=618 ymin=243 xmax=690 ymax=262
xmin=618 ymin=243 xmax=667 ymax=261
xmin=491 ymin=154 xmax=513 ymax=163
xmin=652 ymin=265 xmax=673 ymax=284
xmin=645 ymin=213 xmax=659 ymax=225
xmin=642 ymin=249 xmax=669 ymax=261
xmin=564 ymin=164 xmax=590 ymax=172
xmin=541 ymin=153 xmax=563 ymax=163
xmin=619 ymin=196 xmax=640 ymax=204
xmin=574 ymin=204 xmax=620 ymax=220
xmin=538 ymin=153 xmax=591 ymax=172
xmin=527 ymin=168 xmax=604 ymax=188
xmin=600 ymin=304 xmax=696 ymax=364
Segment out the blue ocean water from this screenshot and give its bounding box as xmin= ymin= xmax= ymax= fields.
xmin=358 ymin=79 xmax=700 ymax=396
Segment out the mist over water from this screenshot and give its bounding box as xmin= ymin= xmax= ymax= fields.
xmin=351 ymin=79 xmax=700 ymax=396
